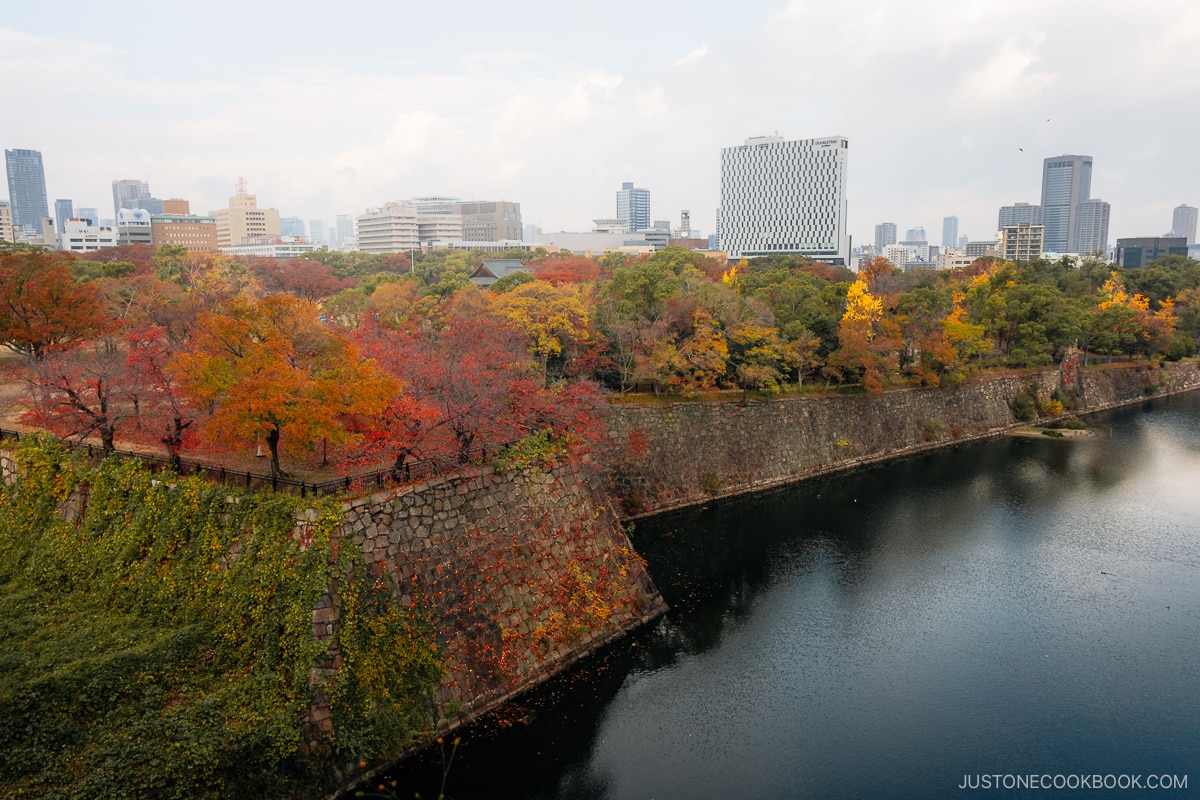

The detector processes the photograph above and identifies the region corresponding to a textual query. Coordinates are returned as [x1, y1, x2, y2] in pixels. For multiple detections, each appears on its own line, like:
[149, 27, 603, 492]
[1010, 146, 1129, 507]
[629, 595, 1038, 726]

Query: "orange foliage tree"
[531, 255, 601, 285]
[0, 251, 115, 360]
[170, 294, 395, 477]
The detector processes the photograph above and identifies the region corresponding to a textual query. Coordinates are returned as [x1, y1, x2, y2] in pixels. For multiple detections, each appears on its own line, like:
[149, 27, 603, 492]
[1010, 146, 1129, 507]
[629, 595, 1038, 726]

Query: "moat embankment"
[599, 360, 1200, 519]
[328, 459, 666, 730]
[5, 360, 1197, 799]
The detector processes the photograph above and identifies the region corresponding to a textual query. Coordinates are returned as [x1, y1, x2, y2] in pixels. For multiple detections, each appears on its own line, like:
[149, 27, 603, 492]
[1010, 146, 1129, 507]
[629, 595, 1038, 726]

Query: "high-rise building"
[718, 135, 849, 263]
[209, 183, 281, 248]
[356, 203, 419, 254]
[1072, 199, 1111, 255]
[883, 244, 914, 268]
[75, 207, 98, 226]
[54, 199, 73, 233]
[0, 202, 13, 243]
[998, 202, 1042, 229]
[162, 198, 190, 215]
[874, 222, 897, 250]
[309, 219, 325, 243]
[280, 217, 306, 237]
[942, 216, 959, 248]
[453, 200, 523, 242]
[5, 149, 50, 234]
[904, 226, 927, 244]
[616, 182, 650, 233]
[1170, 204, 1197, 245]
[1040, 154, 1092, 253]
[999, 223, 1045, 262]
[112, 179, 163, 218]
[336, 215, 354, 248]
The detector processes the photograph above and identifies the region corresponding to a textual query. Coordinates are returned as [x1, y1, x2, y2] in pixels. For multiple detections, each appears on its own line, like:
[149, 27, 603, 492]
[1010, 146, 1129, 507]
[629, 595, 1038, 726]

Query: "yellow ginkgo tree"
[828, 278, 900, 393]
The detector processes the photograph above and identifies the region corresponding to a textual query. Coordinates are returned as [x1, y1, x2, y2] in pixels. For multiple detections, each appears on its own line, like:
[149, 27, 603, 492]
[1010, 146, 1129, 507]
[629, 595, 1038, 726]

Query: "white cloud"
[673, 44, 710, 68]
[952, 35, 1055, 108]
[3, 1, 1200, 244]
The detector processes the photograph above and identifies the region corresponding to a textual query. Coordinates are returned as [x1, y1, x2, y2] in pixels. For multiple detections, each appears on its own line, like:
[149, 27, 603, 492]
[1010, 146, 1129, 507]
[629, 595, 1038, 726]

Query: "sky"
[2, 0, 1198, 248]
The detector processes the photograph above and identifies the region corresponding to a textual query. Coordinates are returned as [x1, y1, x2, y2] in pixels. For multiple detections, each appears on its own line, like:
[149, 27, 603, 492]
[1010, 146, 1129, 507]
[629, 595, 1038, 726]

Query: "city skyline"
[2, 0, 1198, 251]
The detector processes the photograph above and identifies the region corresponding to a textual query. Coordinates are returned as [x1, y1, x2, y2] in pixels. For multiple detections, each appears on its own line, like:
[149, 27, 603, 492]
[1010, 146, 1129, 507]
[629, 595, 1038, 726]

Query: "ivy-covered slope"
[0, 436, 441, 800]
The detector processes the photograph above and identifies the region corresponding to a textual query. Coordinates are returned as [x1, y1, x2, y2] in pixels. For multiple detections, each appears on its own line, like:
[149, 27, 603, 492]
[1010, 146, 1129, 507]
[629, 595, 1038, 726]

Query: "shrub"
[1039, 398, 1065, 417]
[1010, 393, 1037, 421]
[921, 418, 947, 442]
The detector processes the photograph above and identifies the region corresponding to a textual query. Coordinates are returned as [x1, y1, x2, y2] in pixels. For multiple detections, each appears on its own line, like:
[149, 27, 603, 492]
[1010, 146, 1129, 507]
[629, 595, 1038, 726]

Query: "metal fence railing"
[0, 427, 495, 498]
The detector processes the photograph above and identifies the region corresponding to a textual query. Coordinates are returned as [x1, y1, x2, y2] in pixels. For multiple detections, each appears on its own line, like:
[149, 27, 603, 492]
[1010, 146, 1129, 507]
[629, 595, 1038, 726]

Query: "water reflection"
[368, 393, 1200, 800]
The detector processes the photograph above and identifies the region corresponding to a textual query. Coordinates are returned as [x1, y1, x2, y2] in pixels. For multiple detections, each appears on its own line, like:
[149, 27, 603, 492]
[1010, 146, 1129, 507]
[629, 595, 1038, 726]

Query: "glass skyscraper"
[942, 216, 959, 248]
[1040, 154, 1092, 253]
[54, 199, 74, 233]
[5, 149, 50, 234]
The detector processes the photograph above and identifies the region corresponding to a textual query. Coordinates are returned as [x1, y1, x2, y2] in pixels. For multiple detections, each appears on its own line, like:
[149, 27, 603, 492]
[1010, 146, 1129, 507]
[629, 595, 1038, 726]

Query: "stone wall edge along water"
[599, 361, 1200, 520]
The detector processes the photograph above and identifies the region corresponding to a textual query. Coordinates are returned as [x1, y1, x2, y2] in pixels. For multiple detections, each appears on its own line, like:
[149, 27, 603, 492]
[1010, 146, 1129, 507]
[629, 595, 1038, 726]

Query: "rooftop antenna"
[235, 176, 247, 194]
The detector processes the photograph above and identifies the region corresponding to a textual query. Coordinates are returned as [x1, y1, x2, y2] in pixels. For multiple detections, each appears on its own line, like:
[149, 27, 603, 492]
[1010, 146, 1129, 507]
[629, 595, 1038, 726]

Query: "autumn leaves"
[2, 243, 1196, 481]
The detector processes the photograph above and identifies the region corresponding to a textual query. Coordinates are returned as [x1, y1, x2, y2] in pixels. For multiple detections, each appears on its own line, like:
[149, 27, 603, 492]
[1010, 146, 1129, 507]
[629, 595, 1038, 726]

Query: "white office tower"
[1170, 204, 1197, 245]
[718, 135, 849, 263]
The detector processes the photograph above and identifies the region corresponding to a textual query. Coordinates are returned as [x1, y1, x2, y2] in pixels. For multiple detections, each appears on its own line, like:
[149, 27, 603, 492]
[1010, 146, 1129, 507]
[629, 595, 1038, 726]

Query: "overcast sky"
[3, 0, 1197, 248]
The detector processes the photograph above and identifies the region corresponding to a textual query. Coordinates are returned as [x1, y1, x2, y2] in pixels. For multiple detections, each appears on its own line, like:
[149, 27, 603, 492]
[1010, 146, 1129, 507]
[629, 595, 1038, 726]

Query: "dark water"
[376, 394, 1200, 799]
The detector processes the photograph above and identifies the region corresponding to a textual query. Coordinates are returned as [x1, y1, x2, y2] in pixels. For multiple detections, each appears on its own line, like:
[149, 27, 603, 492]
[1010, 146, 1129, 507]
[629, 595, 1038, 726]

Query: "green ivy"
[0, 435, 442, 799]
[490, 428, 571, 472]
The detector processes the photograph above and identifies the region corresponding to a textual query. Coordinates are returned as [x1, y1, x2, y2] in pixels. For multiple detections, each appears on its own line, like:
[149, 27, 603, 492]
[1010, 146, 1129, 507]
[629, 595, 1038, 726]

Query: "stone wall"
[330, 458, 667, 730]
[0, 438, 665, 794]
[0, 450, 16, 485]
[600, 361, 1200, 519]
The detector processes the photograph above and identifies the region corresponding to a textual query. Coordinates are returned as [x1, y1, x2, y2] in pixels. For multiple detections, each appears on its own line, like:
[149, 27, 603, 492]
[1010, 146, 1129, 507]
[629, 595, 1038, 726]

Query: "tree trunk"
[266, 427, 285, 478]
[165, 416, 186, 471]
